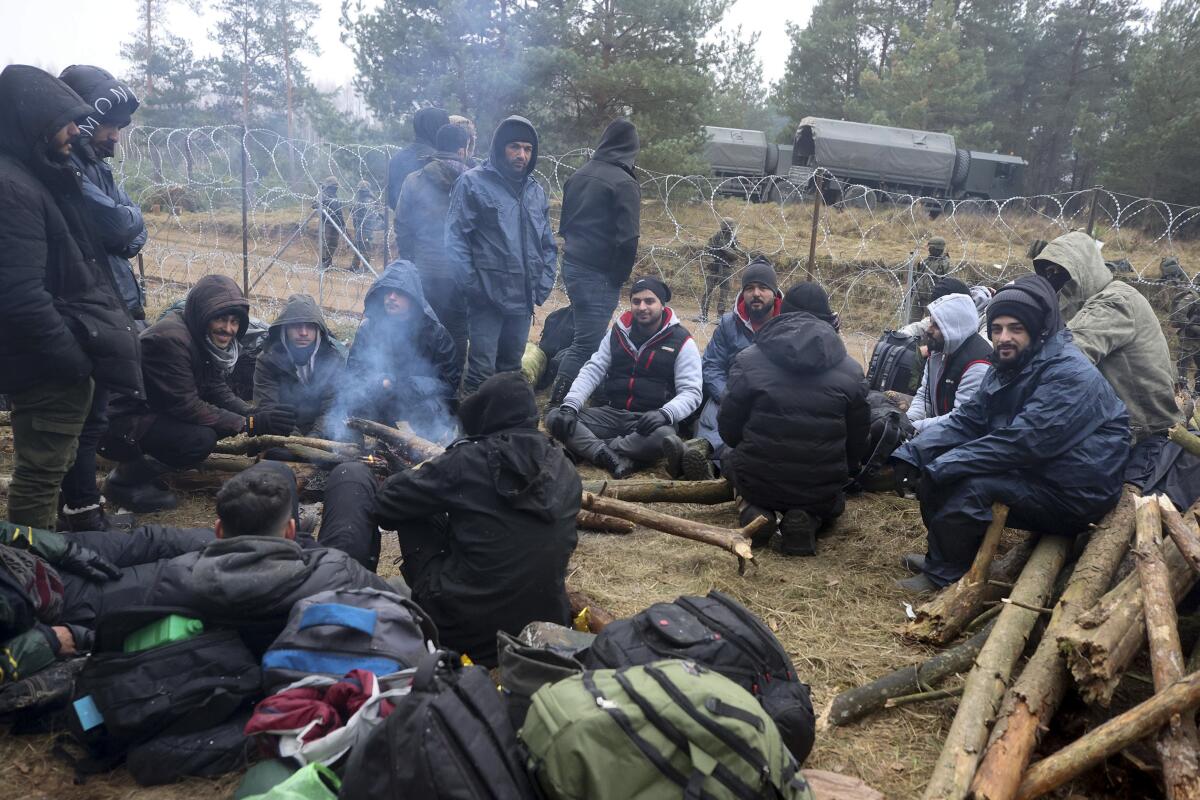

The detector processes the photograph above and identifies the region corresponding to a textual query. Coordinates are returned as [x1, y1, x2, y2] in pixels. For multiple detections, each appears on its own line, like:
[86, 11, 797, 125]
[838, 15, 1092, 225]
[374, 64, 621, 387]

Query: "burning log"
[1057, 505, 1200, 706]
[580, 491, 760, 571]
[1133, 497, 1200, 800]
[345, 417, 445, 463]
[1014, 671, 1200, 800]
[580, 478, 735, 505]
[212, 434, 360, 457]
[576, 511, 636, 534]
[922, 534, 1071, 800]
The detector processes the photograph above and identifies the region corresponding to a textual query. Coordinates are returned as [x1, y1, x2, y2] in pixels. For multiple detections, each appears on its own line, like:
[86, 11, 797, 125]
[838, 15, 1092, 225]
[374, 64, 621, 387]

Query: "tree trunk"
[1160, 496, 1200, 577]
[144, 0, 154, 97]
[906, 504, 1009, 645]
[576, 511, 635, 534]
[1014, 671, 1200, 800]
[970, 490, 1136, 800]
[1134, 497, 1200, 800]
[823, 620, 996, 729]
[923, 534, 1071, 800]
[346, 418, 445, 463]
[580, 478, 734, 505]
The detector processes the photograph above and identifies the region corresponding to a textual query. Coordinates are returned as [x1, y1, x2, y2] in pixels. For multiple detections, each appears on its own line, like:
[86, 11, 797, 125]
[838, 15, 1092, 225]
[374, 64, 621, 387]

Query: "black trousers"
[317, 461, 382, 573]
[139, 416, 220, 469]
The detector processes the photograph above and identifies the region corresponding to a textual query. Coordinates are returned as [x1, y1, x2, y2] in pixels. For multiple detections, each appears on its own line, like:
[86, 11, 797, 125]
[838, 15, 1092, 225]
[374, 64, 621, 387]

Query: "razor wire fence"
[116, 125, 1200, 348]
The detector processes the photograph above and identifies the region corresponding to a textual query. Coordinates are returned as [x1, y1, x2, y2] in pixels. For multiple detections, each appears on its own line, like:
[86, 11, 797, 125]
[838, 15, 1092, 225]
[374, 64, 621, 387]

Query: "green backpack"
[520, 660, 814, 800]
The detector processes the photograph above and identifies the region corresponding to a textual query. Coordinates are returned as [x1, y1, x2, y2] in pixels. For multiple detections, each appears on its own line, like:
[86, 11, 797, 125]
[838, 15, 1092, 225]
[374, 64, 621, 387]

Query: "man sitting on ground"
[719, 283, 869, 556]
[906, 293, 993, 438]
[546, 276, 701, 479]
[372, 373, 580, 667]
[101, 275, 297, 512]
[345, 262, 461, 442]
[1033, 231, 1180, 487]
[671, 257, 781, 481]
[891, 275, 1130, 593]
[253, 293, 346, 439]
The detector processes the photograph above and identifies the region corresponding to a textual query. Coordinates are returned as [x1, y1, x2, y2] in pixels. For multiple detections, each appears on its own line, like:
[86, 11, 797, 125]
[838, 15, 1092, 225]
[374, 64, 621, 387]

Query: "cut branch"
[1160, 496, 1200, 577]
[580, 491, 756, 566]
[923, 534, 1071, 800]
[580, 478, 734, 504]
[212, 434, 359, 457]
[970, 489, 1135, 800]
[576, 511, 635, 534]
[1169, 423, 1200, 458]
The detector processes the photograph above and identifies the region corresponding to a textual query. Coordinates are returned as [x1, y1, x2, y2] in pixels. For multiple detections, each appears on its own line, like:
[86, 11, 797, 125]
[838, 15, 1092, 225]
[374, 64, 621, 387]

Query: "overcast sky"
[2, 0, 816, 90]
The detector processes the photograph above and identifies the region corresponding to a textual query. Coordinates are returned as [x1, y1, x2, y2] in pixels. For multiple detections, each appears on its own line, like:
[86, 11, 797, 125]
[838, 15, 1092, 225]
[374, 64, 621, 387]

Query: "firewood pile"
[823, 488, 1200, 799]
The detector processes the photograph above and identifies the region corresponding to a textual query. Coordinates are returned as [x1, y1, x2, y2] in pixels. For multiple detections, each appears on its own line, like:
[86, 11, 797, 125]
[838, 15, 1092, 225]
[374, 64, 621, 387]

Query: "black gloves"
[247, 404, 298, 436]
[892, 460, 922, 498]
[635, 410, 671, 436]
[57, 541, 121, 582]
[547, 406, 579, 441]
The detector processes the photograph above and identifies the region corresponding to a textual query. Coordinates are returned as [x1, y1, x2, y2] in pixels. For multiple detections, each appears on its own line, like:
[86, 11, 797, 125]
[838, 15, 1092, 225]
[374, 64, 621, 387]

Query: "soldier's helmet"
[928, 236, 946, 256]
[720, 217, 735, 231]
[321, 175, 339, 190]
[357, 180, 371, 191]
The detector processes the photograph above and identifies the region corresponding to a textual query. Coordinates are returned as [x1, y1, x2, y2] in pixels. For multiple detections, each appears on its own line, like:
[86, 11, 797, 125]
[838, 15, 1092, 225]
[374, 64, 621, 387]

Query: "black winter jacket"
[253, 293, 346, 436]
[558, 119, 641, 285]
[386, 108, 449, 210]
[394, 156, 468, 282]
[0, 65, 143, 397]
[719, 312, 870, 512]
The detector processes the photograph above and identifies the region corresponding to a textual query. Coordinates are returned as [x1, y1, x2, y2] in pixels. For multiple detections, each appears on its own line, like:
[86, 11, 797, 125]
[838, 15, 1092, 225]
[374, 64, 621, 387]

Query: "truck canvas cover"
[704, 126, 769, 174]
[799, 117, 956, 190]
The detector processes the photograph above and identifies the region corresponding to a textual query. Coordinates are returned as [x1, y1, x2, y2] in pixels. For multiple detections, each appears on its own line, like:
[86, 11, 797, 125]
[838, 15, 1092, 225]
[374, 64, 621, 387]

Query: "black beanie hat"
[986, 274, 1064, 343]
[58, 65, 139, 132]
[781, 282, 832, 317]
[459, 372, 538, 436]
[741, 258, 779, 292]
[630, 275, 671, 304]
[931, 276, 970, 301]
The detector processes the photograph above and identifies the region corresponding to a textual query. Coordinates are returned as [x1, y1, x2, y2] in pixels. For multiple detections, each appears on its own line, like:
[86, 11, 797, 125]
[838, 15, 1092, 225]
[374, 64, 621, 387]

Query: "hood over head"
[57, 64, 139, 133]
[928, 293, 982, 354]
[460, 372, 538, 436]
[412, 107, 450, 148]
[987, 273, 1064, 358]
[755, 310, 847, 374]
[1035, 231, 1111, 319]
[591, 118, 638, 173]
[0, 65, 92, 169]
[183, 274, 250, 344]
[267, 293, 330, 344]
[489, 115, 539, 179]
[363, 260, 441, 326]
[189, 536, 312, 613]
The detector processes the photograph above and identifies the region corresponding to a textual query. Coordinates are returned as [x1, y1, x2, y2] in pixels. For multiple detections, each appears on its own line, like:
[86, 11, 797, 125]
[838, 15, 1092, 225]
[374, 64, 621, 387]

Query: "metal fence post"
[1086, 185, 1103, 238]
[806, 175, 823, 273]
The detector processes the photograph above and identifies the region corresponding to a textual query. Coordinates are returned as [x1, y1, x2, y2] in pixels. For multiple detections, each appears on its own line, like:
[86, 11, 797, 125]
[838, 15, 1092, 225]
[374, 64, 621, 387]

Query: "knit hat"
[930, 276, 970, 301]
[986, 274, 1064, 343]
[57, 64, 139, 133]
[459, 372, 538, 436]
[782, 282, 831, 318]
[630, 275, 671, 303]
[741, 258, 778, 292]
[436, 123, 470, 153]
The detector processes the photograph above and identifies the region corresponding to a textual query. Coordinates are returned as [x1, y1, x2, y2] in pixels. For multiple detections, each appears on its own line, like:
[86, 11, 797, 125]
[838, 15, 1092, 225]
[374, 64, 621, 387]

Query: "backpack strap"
[413, 649, 455, 693]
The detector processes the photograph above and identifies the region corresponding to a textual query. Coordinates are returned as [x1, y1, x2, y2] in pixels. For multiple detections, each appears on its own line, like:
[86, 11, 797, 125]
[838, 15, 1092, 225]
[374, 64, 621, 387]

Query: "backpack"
[853, 391, 912, 492]
[865, 330, 919, 393]
[68, 607, 262, 770]
[125, 712, 253, 786]
[520, 660, 815, 800]
[337, 650, 536, 799]
[262, 587, 438, 693]
[582, 591, 815, 764]
[496, 628, 589, 730]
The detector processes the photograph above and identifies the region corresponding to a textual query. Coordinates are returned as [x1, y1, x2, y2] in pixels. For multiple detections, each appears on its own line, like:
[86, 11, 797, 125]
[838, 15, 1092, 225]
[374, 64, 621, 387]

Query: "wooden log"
[1014, 671, 1200, 800]
[567, 589, 617, 633]
[905, 504, 1010, 645]
[970, 490, 1136, 800]
[1160, 497, 1200, 577]
[0, 410, 9, 426]
[580, 478, 734, 505]
[345, 417, 445, 463]
[822, 621, 995, 729]
[1169, 423, 1200, 459]
[1058, 509, 1200, 706]
[167, 459, 318, 493]
[923, 534, 1071, 800]
[576, 511, 636, 534]
[580, 491, 758, 568]
[0, 474, 9, 498]
[802, 770, 885, 800]
[212, 434, 359, 457]
[885, 685, 964, 709]
[1134, 496, 1200, 800]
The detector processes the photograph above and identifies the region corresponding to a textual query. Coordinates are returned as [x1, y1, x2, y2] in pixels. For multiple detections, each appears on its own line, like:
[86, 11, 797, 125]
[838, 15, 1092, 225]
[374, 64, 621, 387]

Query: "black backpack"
[866, 330, 919, 393]
[582, 590, 815, 764]
[125, 712, 253, 786]
[68, 608, 261, 769]
[338, 650, 536, 799]
[853, 390, 912, 492]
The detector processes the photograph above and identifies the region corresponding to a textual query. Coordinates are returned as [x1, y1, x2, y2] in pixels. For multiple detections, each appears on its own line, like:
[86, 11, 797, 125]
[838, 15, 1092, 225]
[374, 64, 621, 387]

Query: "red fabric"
[245, 669, 390, 746]
[736, 294, 781, 333]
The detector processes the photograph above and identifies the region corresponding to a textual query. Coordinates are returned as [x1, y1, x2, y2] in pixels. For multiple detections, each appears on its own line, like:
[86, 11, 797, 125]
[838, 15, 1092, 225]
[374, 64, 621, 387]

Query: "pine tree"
[208, 0, 282, 126]
[772, 0, 871, 123]
[275, 0, 321, 142]
[709, 26, 774, 133]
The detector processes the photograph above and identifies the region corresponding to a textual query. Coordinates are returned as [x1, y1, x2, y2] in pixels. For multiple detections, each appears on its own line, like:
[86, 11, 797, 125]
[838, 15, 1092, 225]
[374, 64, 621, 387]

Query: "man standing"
[670, 257, 781, 481]
[386, 107, 449, 212]
[314, 176, 344, 270]
[546, 277, 701, 479]
[1032, 231, 1179, 485]
[905, 293, 993, 438]
[395, 123, 471, 375]
[718, 282, 869, 556]
[446, 115, 557, 393]
[550, 119, 641, 407]
[701, 218, 739, 322]
[910, 237, 951, 323]
[54, 65, 148, 531]
[349, 181, 381, 272]
[891, 275, 1130, 593]
[101, 275, 295, 512]
[1172, 284, 1200, 393]
[0, 65, 143, 530]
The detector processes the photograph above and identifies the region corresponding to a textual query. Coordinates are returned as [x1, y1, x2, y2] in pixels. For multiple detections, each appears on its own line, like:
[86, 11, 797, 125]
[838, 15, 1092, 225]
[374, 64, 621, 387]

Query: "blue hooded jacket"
[444, 116, 558, 314]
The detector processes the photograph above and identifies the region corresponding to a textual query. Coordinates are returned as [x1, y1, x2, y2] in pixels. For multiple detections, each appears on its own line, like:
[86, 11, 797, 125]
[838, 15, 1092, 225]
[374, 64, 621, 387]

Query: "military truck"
[790, 117, 1025, 208]
[703, 126, 795, 203]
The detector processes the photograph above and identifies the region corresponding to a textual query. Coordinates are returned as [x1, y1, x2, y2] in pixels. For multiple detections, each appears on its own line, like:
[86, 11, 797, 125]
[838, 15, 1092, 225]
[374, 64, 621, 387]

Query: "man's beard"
[747, 302, 771, 322]
[44, 142, 70, 163]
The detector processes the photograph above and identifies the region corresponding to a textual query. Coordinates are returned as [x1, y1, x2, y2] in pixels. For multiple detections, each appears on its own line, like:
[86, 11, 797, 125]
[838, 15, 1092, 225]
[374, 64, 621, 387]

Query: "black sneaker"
[595, 446, 637, 480]
[738, 501, 776, 548]
[661, 435, 686, 479]
[104, 462, 179, 514]
[774, 509, 819, 557]
[896, 573, 939, 595]
[900, 553, 927, 574]
[681, 438, 716, 481]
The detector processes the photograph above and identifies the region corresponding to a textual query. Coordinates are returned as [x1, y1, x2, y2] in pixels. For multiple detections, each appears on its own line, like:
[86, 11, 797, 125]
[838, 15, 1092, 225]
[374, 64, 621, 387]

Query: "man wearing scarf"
[891, 275, 1130, 593]
[254, 294, 346, 438]
[101, 276, 297, 513]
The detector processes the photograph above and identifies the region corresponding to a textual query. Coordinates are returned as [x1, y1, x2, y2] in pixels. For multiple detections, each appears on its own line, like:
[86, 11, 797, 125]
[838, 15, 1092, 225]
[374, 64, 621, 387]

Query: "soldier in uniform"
[1171, 282, 1200, 393]
[701, 218, 739, 322]
[1161, 255, 1188, 284]
[313, 176, 345, 270]
[350, 180, 382, 272]
[910, 236, 951, 323]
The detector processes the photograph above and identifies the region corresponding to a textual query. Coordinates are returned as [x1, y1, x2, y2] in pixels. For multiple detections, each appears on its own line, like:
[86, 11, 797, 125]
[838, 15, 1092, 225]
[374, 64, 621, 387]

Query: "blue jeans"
[557, 262, 620, 386]
[464, 299, 532, 394]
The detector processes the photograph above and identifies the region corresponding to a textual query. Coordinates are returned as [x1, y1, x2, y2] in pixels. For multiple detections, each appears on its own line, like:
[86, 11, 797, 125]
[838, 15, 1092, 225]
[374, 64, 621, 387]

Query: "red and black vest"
[934, 334, 994, 414]
[602, 313, 692, 413]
